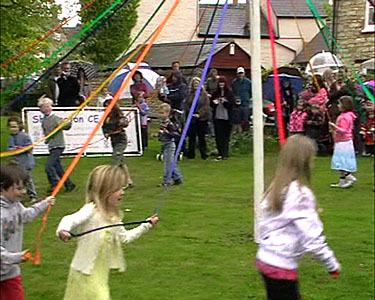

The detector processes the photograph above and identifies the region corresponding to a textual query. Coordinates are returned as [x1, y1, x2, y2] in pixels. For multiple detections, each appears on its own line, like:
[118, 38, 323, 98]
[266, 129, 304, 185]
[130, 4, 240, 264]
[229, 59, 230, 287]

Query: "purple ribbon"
[156, 0, 229, 213]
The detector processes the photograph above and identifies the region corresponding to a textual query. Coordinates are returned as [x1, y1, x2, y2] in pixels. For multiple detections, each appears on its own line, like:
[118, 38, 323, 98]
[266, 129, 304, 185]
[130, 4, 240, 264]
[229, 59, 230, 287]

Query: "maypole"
[250, 0, 264, 242]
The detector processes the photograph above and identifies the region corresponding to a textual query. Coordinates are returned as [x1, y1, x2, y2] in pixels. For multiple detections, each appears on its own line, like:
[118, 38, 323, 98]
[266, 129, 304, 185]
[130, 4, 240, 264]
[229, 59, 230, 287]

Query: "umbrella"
[68, 60, 97, 80]
[263, 74, 303, 101]
[108, 63, 160, 99]
[361, 58, 375, 70]
[305, 51, 343, 76]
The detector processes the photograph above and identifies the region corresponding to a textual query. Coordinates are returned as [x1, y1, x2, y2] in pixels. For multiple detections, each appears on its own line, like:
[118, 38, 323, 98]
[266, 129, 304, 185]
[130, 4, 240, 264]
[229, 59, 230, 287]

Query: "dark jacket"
[231, 77, 252, 108]
[304, 112, 324, 139]
[211, 88, 235, 120]
[56, 75, 80, 107]
[166, 71, 188, 111]
[102, 112, 128, 146]
[158, 118, 180, 143]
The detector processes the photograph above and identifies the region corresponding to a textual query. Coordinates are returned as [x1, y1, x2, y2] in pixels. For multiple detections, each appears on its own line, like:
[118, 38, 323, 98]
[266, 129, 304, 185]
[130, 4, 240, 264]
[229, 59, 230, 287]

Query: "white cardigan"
[56, 203, 152, 275]
[257, 181, 340, 272]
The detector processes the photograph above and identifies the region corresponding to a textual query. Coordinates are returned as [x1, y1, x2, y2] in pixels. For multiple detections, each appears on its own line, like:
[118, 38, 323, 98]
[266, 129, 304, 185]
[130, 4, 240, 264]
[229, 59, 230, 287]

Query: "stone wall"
[336, 0, 374, 65]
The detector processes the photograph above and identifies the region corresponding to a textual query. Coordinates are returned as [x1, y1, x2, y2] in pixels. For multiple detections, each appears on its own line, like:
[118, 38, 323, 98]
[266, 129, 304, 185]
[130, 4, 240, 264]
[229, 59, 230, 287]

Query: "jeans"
[262, 274, 301, 300]
[162, 142, 182, 184]
[25, 170, 37, 199]
[45, 148, 74, 188]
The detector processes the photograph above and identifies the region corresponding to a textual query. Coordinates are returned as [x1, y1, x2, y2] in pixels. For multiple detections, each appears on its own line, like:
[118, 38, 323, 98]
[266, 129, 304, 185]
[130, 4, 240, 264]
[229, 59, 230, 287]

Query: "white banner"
[22, 107, 143, 156]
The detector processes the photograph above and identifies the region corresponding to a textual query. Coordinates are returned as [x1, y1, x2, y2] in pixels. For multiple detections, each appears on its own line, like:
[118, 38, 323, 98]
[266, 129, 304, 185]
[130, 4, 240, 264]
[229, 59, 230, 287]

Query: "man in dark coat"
[56, 62, 81, 107]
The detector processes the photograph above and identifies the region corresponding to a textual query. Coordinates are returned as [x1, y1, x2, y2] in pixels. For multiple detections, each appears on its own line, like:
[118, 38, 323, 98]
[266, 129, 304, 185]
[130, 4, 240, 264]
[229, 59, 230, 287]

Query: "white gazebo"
[305, 51, 343, 76]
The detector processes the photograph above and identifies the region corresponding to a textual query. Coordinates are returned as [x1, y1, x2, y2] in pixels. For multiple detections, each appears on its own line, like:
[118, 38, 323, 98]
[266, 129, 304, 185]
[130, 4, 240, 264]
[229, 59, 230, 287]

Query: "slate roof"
[109, 40, 238, 70]
[198, 5, 273, 38]
[270, 0, 327, 18]
[292, 32, 329, 64]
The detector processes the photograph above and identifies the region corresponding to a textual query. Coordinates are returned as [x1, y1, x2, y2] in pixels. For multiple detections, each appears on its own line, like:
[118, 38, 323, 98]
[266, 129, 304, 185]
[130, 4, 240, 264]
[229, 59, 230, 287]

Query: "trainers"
[215, 156, 223, 161]
[157, 182, 172, 188]
[173, 179, 183, 186]
[66, 184, 76, 192]
[346, 174, 357, 184]
[330, 181, 352, 188]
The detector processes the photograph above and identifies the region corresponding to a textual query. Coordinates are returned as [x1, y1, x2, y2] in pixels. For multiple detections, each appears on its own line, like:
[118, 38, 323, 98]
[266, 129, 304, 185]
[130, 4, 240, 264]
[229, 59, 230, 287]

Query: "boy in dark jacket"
[158, 103, 183, 187]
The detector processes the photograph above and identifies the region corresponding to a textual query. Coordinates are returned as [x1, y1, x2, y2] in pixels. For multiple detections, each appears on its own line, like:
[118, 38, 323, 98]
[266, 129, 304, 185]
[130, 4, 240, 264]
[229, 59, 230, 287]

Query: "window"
[362, 0, 375, 32]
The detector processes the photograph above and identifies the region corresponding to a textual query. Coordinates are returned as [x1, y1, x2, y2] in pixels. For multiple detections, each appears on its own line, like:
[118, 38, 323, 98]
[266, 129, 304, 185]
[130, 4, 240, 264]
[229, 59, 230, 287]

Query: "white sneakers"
[330, 174, 357, 188]
[346, 174, 357, 184]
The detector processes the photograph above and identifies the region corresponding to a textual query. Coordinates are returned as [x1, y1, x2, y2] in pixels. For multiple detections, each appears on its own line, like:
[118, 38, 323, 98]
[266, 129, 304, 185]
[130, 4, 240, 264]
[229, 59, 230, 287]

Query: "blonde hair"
[190, 76, 205, 91]
[322, 68, 334, 84]
[85, 165, 128, 219]
[160, 103, 171, 113]
[266, 135, 315, 212]
[37, 95, 53, 107]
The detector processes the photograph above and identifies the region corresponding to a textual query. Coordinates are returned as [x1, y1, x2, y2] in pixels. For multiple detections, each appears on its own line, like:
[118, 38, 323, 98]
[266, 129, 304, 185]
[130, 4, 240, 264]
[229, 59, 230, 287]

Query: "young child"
[289, 100, 308, 135]
[7, 116, 38, 203]
[158, 103, 183, 187]
[102, 99, 134, 188]
[231, 98, 242, 134]
[134, 92, 150, 151]
[329, 96, 357, 188]
[255, 135, 340, 300]
[38, 96, 76, 193]
[304, 103, 324, 150]
[56, 165, 158, 299]
[1, 164, 55, 300]
[156, 76, 169, 102]
[360, 106, 375, 156]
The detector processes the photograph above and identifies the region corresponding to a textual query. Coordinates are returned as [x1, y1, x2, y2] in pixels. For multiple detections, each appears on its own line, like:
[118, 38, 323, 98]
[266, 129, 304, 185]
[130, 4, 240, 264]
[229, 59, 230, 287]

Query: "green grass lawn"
[1, 116, 374, 299]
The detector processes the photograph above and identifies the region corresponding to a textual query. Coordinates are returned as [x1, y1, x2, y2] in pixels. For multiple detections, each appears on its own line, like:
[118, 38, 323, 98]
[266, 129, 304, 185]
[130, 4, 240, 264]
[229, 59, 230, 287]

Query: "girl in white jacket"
[56, 165, 158, 300]
[256, 135, 340, 300]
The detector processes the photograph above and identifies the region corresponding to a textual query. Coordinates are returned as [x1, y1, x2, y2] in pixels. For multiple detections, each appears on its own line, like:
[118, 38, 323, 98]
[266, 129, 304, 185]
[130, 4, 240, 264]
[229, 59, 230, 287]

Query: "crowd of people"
[280, 69, 375, 157]
[4, 61, 375, 193]
[46, 62, 92, 107]
[1, 59, 374, 300]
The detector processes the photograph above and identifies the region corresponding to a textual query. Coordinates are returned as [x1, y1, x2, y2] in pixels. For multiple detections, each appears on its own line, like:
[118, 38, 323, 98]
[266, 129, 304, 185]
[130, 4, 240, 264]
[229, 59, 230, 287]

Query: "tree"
[0, 0, 61, 77]
[79, 0, 139, 67]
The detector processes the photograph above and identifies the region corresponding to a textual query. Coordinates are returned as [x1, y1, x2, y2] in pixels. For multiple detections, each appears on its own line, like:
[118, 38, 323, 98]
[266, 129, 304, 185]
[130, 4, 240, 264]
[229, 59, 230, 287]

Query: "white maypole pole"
[250, 0, 264, 242]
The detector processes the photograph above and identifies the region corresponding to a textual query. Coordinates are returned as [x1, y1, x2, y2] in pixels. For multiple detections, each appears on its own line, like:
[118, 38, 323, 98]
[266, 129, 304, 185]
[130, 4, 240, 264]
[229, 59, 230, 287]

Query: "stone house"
[126, 0, 326, 69]
[333, 0, 374, 66]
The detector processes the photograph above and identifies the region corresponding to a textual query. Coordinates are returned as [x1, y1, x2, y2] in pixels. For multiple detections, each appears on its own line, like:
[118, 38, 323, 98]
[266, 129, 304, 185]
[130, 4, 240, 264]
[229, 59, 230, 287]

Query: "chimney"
[233, 0, 239, 5]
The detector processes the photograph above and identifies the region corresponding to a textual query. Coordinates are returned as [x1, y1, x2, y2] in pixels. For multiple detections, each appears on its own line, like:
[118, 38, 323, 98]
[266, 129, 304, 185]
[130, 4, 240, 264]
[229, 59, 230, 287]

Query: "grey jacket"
[7, 131, 35, 170]
[0, 196, 49, 281]
[42, 113, 72, 150]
